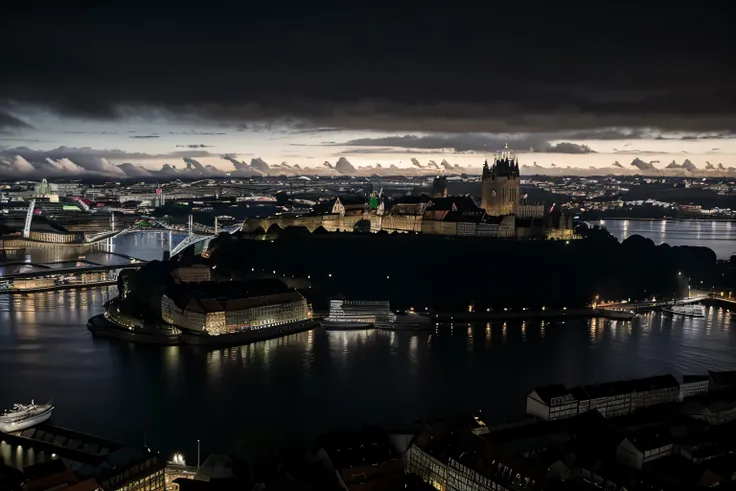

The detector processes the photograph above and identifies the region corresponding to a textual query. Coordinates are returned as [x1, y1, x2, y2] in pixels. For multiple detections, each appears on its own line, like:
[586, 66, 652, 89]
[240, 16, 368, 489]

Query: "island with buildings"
[78, 150, 734, 347]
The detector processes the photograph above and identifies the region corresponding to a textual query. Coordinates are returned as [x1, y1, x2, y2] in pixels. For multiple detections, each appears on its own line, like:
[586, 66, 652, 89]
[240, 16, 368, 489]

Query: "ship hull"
[377, 322, 432, 331]
[662, 307, 705, 318]
[322, 321, 375, 330]
[0, 407, 53, 433]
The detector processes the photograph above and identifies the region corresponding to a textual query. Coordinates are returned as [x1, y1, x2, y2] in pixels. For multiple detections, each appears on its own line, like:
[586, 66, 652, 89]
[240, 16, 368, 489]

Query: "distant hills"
[2, 152, 736, 179]
[520, 158, 736, 177]
[108, 156, 471, 179]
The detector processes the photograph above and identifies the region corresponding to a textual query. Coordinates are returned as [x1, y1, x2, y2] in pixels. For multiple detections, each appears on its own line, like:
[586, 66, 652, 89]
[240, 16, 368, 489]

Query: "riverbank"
[89, 311, 321, 347]
[432, 307, 636, 322]
[588, 216, 736, 222]
[1, 280, 117, 295]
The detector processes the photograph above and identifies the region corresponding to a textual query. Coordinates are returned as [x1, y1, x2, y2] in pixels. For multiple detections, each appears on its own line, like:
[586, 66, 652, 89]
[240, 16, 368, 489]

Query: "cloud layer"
[1, 4, 733, 134]
[333, 134, 597, 154]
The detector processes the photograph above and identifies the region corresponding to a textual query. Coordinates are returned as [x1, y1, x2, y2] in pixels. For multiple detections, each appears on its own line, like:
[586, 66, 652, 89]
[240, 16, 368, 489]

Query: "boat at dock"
[322, 299, 395, 331]
[0, 401, 54, 433]
[662, 304, 705, 318]
[377, 311, 432, 330]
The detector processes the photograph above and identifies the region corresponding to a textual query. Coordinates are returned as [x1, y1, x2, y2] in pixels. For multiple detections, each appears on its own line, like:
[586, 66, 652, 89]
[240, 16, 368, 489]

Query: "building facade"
[680, 375, 710, 400]
[528, 375, 684, 421]
[526, 385, 580, 421]
[161, 287, 309, 335]
[481, 146, 521, 216]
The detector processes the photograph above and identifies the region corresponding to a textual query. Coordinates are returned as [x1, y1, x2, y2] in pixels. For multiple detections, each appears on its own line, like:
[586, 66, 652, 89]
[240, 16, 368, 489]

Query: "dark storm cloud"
[546, 142, 595, 154]
[1, 3, 734, 134]
[335, 134, 596, 154]
[0, 111, 32, 132]
[0, 146, 213, 164]
[337, 148, 440, 155]
[655, 133, 735, 140]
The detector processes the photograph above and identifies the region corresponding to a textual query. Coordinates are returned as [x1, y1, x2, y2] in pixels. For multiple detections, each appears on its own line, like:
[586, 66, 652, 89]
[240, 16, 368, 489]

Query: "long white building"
[161, 279, 310, 335]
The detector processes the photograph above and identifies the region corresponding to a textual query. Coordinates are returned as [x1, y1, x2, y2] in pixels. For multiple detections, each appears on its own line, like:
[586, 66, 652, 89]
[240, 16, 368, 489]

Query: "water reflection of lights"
[164, 347, 181, 377]
[409, 336, 418, 361]
[501, 322, 507, 341]
[485, 322, 491, 342]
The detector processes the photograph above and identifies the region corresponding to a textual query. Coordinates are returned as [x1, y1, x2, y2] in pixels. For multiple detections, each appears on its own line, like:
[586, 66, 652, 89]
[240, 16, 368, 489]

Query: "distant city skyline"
[2, 111, 735, 178]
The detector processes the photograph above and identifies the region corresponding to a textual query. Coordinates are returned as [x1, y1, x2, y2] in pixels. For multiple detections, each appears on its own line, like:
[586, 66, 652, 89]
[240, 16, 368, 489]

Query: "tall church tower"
[481, 144, 520, 216]
[430, 175, 448, 198]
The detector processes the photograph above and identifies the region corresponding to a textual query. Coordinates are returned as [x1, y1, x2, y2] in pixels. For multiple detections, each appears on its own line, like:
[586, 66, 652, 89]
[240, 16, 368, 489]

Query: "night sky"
[1, 1, 734, 177]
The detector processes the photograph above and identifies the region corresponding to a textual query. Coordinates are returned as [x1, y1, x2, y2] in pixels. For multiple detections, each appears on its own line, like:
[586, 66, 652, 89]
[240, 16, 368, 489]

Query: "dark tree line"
[115, 225, 730, 319]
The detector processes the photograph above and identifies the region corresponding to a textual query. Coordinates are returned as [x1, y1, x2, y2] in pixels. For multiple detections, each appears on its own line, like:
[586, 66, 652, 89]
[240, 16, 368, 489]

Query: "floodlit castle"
[244, 147, 572, 239]
[481, 144, 544, 219]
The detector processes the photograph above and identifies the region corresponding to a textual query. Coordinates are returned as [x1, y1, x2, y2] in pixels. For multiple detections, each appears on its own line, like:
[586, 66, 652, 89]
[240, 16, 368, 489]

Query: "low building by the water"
[680, 374, 710, 400]
[527, 374, 681, 421]
[324, 299, 396, 326]
[160, 278, 310, 335]
[0, 424, 165, 490]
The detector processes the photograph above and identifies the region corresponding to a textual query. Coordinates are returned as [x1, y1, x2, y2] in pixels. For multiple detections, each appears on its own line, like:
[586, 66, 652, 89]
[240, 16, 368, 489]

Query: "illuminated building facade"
[325, 299, 396, 325]
[161, 279, 310, 335]
[244, 150, 568, 238]
[481, 145, 520, 216]
[527, 374, 681, 421]
[171, 264, 211, 284]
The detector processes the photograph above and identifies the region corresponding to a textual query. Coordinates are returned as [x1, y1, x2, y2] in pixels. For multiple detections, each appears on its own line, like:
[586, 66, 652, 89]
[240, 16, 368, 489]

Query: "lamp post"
[197, 439, 200, 470]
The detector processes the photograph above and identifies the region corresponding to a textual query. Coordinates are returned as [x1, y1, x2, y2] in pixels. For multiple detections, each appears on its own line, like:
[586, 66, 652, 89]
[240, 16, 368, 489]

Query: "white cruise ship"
[662, 304, 705, 318]
[323, 300, 396, 330]
[0, 400, 54, 433]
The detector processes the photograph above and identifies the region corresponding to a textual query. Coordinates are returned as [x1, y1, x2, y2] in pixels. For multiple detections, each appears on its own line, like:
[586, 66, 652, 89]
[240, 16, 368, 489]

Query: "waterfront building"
[679, 374, 710, 400]
[160, 279, 309, 335]
[681, 387, 736, 425]
[0, 424, 165, 490]
[629, 374, 680, 410]
[527, 374, 681, 421]
[526, 384, 580, 421]
[324, 299, 396, 326]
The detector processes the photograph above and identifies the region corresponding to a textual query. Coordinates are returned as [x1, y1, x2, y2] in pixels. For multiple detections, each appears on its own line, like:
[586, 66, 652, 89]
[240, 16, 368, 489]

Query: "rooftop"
[2, 424, 162, 490]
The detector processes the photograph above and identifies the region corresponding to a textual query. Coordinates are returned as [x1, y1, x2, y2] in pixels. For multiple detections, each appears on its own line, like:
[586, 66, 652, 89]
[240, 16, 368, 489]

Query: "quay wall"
[433, 307, 635, 322]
